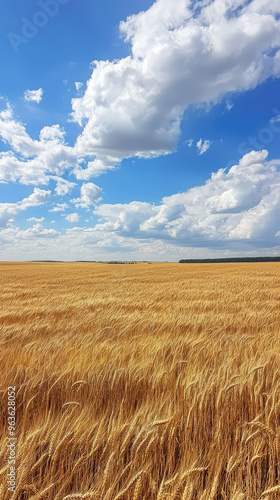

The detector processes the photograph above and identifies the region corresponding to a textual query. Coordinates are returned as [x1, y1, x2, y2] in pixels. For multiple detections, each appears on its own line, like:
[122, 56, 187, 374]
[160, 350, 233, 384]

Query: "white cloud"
[71, 0, 280, 174]
[196, 139, 212, 155]
[52, 176, 76, 196]
[27, 217, 45, 222]
[65, 212, 80, 223]
[73, 156, 118, 180]
[39, 125, 65, 145]
[1, 0, 280, 261]
[75, 82, 83, 93]
[1, 0, 280, 186]
[18, 223, 58, 238]
[72, 183, 103, 207]
[24, 89, 44, 104]
[93, 150, 280, 247]
[226, 100, 234, 111]
[270, 113, 280, 126]
[0, 105, 78, 185]
[49, 203, 68, 212]
[0, 224, 59, 244]
[0, 188, 51, 228]
[95, 201, 157, 234]
[1, 149, 280, 260]
[187, 139, 193, 148]
[0, 104, 45, 158]
[2, 149, 277, 258]
[20, 187, 51, 208]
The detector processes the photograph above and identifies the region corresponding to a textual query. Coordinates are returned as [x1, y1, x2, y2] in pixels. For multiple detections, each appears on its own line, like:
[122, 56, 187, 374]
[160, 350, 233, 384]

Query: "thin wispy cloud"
[196, 139, 212, 155]
[75, 82, 83, 93]
[226, 100, 234, 112]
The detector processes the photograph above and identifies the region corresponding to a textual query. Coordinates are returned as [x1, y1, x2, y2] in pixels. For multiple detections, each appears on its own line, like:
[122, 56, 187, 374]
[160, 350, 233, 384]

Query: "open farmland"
[0, 262, 280, 500]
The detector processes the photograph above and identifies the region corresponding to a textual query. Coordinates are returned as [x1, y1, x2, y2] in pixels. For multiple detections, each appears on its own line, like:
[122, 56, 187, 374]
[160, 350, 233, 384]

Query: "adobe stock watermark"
[238, 108, 280, 156]
[225, 108, 280, 169]
[8, 0, 71, 55]
[7, 386, 17, 494]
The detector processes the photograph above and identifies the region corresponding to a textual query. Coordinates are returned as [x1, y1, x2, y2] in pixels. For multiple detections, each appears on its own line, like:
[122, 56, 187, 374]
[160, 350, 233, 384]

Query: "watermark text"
[8, 0, 71, 54]
[7, 386, 17, 493]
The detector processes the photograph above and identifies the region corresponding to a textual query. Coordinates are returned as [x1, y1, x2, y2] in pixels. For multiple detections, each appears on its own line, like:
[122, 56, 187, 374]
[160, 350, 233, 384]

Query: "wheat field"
[0, 262, 280, 500]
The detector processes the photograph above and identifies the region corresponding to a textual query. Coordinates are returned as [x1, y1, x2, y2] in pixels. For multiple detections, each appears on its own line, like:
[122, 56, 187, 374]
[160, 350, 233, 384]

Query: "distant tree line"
[179, 257, 280, 263]
[107, 261, 149, 264]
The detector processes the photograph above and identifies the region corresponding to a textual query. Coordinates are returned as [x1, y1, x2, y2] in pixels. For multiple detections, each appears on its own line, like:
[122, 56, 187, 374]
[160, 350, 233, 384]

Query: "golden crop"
[0, 262, 280, 499]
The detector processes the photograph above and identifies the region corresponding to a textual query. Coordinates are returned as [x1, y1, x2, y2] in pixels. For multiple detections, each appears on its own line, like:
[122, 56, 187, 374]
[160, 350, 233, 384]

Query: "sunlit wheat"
[0, 262, 280, 499]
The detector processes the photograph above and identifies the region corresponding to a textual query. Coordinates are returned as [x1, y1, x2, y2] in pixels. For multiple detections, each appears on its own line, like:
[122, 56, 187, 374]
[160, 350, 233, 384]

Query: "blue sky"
[0, 0, 280, 261]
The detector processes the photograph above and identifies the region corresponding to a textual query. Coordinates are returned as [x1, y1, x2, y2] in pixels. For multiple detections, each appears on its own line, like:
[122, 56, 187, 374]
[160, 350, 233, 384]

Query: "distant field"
[1, 262, 280, 500]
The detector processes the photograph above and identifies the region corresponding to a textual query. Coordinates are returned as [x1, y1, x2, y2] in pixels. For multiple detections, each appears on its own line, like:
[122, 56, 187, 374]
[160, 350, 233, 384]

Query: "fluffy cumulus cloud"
[16, 224, 58, 238]
[24, 88, 44, 104]
[1, 0, 280, 185]
[73, 156, 118, 180]
[39, 125, 65, 145]
[0, 224, 59, 253]
[0, 188, 51, 228]
[1, 0, 280, 258]
[65, 213, 80, 223]
[52, 176, 76, 196]
[49, 203, 68, 213]
[71, 0, 280, 175]
[0, 150, 279, 260]
[0, 104, 79, 186]
[93, 150, 280, 247]
[27, 217, 45, 222]
[72, 183, 103, 207]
